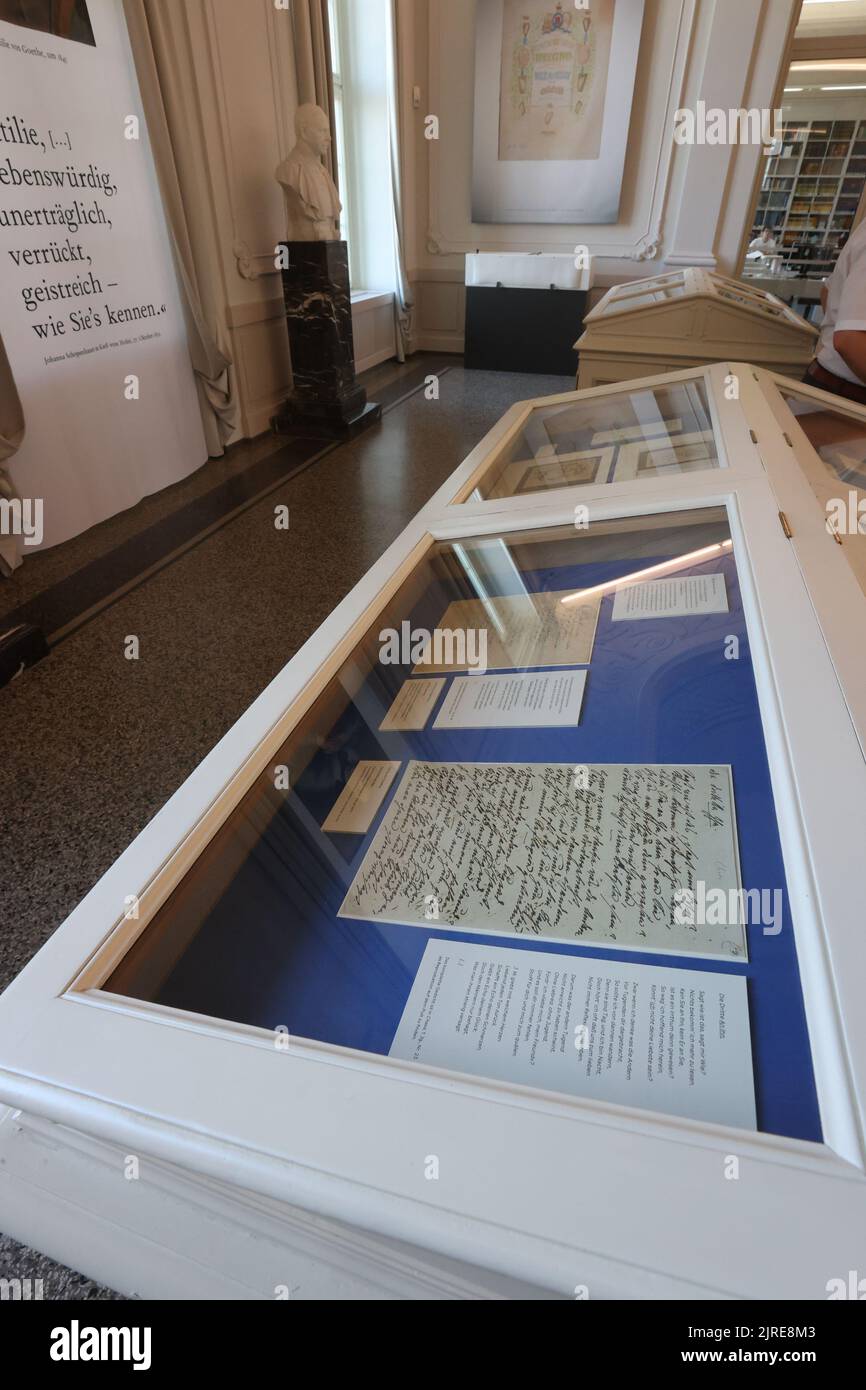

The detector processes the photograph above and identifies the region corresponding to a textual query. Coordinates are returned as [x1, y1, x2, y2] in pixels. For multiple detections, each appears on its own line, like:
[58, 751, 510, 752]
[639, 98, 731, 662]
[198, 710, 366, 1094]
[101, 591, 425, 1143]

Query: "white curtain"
[123, 0, 237, 454]
[385, 0, 414, 360]
[292, 0, 340, 191]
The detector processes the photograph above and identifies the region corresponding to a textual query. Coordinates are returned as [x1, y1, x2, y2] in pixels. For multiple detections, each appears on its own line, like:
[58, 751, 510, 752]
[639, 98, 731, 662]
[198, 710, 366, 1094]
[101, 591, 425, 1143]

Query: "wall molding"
[233, 239, 280, 281]
[665, 251, 717, 267]
[632, 234, 664, 263]
[225, 296, 285, 330]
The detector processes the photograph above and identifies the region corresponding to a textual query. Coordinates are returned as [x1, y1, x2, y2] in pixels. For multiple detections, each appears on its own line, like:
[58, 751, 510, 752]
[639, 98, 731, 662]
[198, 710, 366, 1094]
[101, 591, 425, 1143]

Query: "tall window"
[327, 0, 352, 271]
[327, 0, 392, 293]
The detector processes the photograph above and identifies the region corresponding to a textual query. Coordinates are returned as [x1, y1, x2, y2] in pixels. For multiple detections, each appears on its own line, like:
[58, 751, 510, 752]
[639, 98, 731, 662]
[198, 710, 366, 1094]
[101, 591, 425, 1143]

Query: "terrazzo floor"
[0, 358, 573, 1300]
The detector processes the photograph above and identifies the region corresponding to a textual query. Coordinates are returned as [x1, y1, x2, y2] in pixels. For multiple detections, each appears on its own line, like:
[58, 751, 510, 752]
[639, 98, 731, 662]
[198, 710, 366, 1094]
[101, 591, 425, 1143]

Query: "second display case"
[575, 269, 817, 389]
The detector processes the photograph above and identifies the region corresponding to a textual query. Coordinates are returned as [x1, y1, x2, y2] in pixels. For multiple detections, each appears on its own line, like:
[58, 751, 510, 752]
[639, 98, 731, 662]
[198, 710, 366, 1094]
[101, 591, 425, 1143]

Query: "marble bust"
[275, 104, 342, 242]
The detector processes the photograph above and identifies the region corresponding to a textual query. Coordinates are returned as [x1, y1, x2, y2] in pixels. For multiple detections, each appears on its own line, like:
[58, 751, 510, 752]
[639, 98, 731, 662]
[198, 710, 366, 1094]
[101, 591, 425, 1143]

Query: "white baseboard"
[356, 345, 398, 374]
[415, 333, 465, 354]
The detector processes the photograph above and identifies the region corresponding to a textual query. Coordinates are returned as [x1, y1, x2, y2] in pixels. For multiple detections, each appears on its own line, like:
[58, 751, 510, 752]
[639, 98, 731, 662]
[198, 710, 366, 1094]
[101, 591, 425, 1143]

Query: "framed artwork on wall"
[472, 0, 646, 224]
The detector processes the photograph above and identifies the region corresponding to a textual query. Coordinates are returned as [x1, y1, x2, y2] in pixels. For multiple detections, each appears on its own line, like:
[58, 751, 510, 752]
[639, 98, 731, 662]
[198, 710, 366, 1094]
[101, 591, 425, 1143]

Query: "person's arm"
[831, 249, 866, 383]
[833, 330, 866, 383]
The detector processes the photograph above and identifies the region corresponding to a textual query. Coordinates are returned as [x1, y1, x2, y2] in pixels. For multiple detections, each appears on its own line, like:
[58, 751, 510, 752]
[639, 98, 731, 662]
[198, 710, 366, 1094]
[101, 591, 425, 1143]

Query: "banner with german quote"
[0, 0, 205, 552]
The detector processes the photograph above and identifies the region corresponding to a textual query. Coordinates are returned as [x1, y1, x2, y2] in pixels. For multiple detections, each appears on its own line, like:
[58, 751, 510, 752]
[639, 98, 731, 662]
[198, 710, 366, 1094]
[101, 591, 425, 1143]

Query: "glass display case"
[774, 385, 866, 598]
[575, 268, 817, 390]
[437, 362, 866, 747]
[101, 507, 813, 1139]
[454, 375, 721, 502]
[1, 363, 865, 1301]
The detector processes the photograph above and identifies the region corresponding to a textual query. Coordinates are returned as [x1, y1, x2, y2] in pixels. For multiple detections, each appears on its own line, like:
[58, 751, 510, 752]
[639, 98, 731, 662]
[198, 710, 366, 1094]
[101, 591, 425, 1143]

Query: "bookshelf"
[750, 118, 866, 276]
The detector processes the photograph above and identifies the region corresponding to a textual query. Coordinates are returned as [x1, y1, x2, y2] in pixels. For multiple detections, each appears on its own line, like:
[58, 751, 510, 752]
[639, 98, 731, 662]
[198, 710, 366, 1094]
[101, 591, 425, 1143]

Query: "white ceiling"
[796, 0, 866, 40]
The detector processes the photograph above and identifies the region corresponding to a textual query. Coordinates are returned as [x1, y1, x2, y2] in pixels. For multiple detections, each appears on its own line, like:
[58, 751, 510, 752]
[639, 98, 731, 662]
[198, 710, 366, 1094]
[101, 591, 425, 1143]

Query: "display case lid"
[776, 387, 866, 601]
[585, 267, 816, 337]
[749, 368, 866, 754]
[99, 505, 800, 1144]
[2, 365, 866, 1298]
[456, 372, 723, 503]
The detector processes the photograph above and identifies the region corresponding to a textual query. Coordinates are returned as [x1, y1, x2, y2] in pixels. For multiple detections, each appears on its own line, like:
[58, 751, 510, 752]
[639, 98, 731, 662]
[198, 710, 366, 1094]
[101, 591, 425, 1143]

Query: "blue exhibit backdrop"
[0, 0, 205, 552]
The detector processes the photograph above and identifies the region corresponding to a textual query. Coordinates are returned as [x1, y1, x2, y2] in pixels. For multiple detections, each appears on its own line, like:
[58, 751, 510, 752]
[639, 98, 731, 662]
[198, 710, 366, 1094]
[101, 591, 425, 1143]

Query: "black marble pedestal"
[272, 240, 381, 437]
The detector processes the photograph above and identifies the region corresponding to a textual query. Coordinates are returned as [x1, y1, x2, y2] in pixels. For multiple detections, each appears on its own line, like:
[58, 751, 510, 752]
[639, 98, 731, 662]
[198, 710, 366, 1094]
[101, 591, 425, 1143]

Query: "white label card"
[433, 671, 586, 730]
[322, 761, 401, 835]
[379, 679, 446, 732]
[612, 573, 728, 622]
[389, 940, 756, 1130]
[339, 761, 747, 959]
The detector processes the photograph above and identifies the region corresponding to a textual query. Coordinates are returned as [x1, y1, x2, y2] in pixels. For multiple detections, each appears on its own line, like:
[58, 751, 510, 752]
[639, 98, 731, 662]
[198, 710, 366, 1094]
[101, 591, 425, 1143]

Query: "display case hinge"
[748, 429, 767, 471]
[778, 511, 794, 539]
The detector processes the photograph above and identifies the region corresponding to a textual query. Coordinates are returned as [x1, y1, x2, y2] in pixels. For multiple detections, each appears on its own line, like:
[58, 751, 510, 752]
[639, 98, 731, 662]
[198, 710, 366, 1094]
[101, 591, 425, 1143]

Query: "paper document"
[433, 671, 586, 729]
[612, 573, 728, 622]
[511, 448, 613, 494]
[380, 679, 446, 731]
[414, 590, 600, 673]
[389, 940, 756, 1129]
[339, 761, 746, 959]
[322, 761, 401, 834]
[613, 431, 716, 481]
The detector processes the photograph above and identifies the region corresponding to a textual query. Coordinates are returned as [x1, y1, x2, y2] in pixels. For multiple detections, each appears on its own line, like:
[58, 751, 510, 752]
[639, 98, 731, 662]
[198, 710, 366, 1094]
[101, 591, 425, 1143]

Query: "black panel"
[464, 286, 586, 376]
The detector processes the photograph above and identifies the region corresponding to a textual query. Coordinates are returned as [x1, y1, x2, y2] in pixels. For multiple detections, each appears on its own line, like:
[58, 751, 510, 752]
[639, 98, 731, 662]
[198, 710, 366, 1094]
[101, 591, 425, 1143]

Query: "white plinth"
[465, 252, 593, 292]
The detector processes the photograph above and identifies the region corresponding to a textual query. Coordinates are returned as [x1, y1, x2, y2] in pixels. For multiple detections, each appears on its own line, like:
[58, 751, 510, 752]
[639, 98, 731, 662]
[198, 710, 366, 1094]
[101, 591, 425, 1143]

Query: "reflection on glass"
[606, 287, 685, 312]
[610, 272, 684, 297]
[711, 273, 753, 293]
[99, 509, 818, 1142]
[785, 392, 866, 491]
[784, 391, 866, 597]
[711, 273, 779, 304]
[715, 285, 790, 320]
[472, 379, 719, 500]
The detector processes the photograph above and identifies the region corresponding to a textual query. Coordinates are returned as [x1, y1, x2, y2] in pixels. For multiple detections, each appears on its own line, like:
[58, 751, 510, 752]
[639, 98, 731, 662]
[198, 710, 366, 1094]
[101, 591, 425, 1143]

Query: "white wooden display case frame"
[1, 363, 866, 1301]
[746, 367, 866, 755]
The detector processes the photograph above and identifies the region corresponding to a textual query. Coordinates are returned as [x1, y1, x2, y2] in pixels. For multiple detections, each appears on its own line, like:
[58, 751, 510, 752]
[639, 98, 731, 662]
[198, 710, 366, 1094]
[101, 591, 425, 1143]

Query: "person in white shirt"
[805, 220, 866, 403]
[749, 229, 778, 255]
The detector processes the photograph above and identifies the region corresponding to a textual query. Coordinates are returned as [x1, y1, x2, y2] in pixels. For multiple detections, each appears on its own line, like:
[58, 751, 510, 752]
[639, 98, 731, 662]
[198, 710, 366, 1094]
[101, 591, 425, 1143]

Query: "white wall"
[399, 0, 800, 353]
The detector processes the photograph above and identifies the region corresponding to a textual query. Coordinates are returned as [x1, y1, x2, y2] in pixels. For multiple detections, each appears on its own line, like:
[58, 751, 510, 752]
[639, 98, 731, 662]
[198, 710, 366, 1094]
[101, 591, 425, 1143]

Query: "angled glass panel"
[709, 275, 807, 327]
[100, 509, 818, 1141]
[604, 285, 687, 313]
[468, 378, 720, 501]
[783, 389, 866, 597]
[609, 272, 685, 294]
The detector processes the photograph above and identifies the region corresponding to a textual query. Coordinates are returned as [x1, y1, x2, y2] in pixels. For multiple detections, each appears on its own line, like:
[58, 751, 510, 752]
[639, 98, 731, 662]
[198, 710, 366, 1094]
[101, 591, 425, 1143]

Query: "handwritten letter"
[338, 761, 746, 959]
